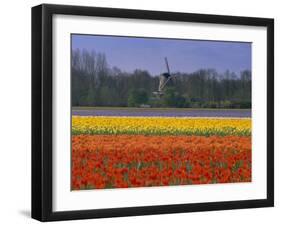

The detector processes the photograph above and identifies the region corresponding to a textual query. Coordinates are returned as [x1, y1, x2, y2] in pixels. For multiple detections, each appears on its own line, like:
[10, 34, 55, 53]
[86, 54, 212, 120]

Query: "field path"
[72, 107, 251, 118]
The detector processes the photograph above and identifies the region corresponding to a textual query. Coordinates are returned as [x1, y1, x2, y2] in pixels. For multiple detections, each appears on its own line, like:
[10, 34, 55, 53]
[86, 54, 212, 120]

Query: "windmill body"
[153, 57, 174, 97]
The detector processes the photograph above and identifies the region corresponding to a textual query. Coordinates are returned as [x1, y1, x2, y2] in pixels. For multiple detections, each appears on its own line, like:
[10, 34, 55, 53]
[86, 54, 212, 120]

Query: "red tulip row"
[72, 135, 251, 190]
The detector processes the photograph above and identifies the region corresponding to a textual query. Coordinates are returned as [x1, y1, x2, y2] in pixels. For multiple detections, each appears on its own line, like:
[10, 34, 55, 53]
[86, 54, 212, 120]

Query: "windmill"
[153, 57, 175, 97]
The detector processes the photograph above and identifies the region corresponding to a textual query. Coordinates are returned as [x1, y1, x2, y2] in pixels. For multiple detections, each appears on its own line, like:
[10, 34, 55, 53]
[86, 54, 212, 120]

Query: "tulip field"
[71, 111, 251, 190]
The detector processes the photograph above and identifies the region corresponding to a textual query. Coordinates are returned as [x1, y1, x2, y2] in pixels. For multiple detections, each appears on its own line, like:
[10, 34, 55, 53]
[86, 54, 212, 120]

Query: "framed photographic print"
[32, 4, 274, 221]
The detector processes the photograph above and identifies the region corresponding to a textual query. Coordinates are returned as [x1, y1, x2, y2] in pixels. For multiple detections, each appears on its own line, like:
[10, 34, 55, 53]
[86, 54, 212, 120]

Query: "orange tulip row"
[71, 135, 251, 190]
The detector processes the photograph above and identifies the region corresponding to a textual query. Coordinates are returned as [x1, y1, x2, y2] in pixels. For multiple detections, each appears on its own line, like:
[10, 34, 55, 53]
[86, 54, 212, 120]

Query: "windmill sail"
[158, 57, 172, 92]
[165, 57, 170, 74]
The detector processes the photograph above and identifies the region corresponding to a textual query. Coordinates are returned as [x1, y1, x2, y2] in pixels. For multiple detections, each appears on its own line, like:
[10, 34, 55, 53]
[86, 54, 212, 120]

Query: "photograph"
[71, 34, 252, 190]
[30, 3, 274, 221]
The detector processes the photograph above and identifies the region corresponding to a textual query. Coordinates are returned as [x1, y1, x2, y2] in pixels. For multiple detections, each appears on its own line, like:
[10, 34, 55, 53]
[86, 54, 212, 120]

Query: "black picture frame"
[32, 3, 274, 222]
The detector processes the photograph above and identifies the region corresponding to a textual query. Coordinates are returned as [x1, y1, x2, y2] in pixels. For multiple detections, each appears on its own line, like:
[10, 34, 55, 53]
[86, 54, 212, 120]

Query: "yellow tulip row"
[72, 116, 251, 136]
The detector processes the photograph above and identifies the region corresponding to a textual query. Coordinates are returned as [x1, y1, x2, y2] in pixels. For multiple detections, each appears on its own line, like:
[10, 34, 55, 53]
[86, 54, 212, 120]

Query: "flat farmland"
[71, 107, 251, 190]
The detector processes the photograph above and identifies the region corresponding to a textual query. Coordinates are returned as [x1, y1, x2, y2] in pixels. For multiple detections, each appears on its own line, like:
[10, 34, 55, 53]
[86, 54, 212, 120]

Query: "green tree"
[127, 89, 148, 107]
[71, 48, 252, 109]
[163, 87, 186, 108]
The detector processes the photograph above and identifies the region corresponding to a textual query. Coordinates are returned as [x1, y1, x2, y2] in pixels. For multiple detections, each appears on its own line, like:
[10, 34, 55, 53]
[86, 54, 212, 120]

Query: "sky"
[72, 34, 251, 76]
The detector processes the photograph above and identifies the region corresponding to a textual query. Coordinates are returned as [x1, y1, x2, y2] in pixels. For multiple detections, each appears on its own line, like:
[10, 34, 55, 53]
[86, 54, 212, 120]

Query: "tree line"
[72, 49, 251, 108]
